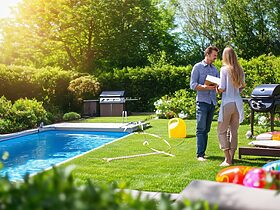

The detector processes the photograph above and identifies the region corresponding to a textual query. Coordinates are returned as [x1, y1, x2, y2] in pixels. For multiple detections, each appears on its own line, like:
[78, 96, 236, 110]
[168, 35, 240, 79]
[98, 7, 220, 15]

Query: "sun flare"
[0, 0, 22, 18]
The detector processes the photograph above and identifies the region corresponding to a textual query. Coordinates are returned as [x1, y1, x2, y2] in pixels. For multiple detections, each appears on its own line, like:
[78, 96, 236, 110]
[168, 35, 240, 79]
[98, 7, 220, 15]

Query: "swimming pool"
[0, 130, 129, 181]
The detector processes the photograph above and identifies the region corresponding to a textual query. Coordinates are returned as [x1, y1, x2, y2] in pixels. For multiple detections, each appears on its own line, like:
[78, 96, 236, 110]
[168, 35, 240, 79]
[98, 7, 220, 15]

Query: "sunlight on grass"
[61, 116, 279, 193]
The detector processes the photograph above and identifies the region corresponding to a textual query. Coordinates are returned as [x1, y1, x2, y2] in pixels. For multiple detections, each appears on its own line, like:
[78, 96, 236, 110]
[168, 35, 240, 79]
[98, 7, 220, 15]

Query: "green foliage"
[0, 64, 88, 115]
[0, 96, 15, 133]
[10, 98, 47, 129]
[68, 75, 101, 101]
[222, 0, 280, 58]
[0, 96, 12, 118]
[1, 0, 279, 69]
[240, 55, 280, 125]
[0, 0, 180, 73]
[99, 54, 280, 115]
[240, 55, 280, 95]
[0, 119, 13, 134]
[46, 107, 64, 124]
[154, 89, 196, 119]
[0, 97, 48, 133]
[177, 0, 280, 62]
[0, 64, 39, 101]
[99, 64, 193, 112]
[31, 67, 76, 112]
[63, 112, 81, 121]
[0, 54, 280, 120]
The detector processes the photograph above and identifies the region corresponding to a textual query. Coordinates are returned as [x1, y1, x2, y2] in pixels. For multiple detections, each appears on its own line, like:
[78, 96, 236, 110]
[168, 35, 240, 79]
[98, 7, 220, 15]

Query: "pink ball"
[243, 168, 267, 188]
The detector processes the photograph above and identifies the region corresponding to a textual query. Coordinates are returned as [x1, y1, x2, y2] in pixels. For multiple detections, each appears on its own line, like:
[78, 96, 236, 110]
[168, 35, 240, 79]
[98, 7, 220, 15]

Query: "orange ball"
[216, 166, 253, 185]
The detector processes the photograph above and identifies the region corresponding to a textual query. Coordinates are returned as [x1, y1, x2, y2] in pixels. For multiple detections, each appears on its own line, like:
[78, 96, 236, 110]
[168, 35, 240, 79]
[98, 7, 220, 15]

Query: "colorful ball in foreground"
[216, 166, 253, 185]
[243, 168, 280, 189]
[262, 160, 280, 171]
[243, 168, 267, 188]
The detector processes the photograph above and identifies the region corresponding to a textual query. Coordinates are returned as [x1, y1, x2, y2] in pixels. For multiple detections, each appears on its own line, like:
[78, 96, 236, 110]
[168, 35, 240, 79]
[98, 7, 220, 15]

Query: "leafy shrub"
[0, 65, 39, 101]
[0, 96, 12, 119]
[10, 98, 48, 130]
[68, 75, 101, 100]
[31, 67, 75, 112]
[154, 89, 196, 119]
[0, 166, 215, 210]
[0, 97, 48, 133]
[0, 65, 80, 116]
[46, 107, 64, 124]
[240, 55, 280, 97]
[0, 119, 13, 134]
[63, 112, 81, 121]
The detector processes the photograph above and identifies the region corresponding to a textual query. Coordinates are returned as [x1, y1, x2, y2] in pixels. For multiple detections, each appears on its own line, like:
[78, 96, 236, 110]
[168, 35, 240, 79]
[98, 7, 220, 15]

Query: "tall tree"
[175, 0, 226, 63]
[220, 0, 273, 58]
[0, 0, 179, 73]
[177, 0, 280, 60]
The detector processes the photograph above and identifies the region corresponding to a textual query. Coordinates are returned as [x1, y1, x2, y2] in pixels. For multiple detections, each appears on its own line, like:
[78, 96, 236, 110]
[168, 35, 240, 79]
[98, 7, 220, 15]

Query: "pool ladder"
[122, 111, 128, 123]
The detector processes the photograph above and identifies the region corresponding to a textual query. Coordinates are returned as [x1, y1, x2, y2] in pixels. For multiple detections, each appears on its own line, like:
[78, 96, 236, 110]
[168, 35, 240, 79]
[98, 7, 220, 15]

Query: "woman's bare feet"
[219, 161, 231, 167]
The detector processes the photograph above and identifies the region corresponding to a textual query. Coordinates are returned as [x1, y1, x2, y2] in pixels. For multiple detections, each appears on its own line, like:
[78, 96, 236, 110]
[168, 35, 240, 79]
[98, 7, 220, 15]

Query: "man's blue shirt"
[190, 60, 219, 105]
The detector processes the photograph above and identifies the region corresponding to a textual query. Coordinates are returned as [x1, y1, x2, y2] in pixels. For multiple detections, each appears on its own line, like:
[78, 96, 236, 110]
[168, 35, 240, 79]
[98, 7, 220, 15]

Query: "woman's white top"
[218, 66, 245, 123]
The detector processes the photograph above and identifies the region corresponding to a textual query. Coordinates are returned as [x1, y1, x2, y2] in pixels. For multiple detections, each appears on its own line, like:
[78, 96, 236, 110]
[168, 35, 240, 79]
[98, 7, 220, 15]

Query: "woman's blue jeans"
[196, 102, 215, 158]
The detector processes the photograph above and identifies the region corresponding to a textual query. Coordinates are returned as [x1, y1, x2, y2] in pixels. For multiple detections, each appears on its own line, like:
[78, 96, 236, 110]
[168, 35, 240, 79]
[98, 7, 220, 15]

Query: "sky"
[0, 0, 22, 18]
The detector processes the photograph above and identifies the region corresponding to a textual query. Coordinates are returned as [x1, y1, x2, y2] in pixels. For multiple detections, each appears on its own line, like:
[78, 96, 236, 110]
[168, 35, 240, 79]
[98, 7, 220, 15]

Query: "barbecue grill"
[99, 91, 126, 116]
[249, 84, 280, 136]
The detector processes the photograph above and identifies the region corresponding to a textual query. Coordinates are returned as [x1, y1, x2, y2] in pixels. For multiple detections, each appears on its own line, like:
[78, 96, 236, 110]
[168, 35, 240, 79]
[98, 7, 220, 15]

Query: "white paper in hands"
[205, 75, 221, 86]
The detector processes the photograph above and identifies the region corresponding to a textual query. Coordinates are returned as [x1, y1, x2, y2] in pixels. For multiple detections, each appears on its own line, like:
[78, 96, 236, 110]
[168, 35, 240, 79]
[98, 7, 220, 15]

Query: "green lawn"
[61, 115, 279, 193]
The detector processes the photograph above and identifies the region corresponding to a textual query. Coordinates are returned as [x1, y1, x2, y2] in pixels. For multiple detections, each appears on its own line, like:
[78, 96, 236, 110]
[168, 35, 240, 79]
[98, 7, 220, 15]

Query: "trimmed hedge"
[0, 54, 280, 119]
[98, 55, 280, 113]
[0, 65, 100, 116]
[99, 64, 193, 111]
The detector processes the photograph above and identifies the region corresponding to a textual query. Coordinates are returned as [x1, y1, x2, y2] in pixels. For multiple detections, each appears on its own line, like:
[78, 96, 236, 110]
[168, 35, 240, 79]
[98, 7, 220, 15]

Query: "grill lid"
[251, 84, 280, 98]
[100, 91, 125, 97]
[99, 90, 125, 104]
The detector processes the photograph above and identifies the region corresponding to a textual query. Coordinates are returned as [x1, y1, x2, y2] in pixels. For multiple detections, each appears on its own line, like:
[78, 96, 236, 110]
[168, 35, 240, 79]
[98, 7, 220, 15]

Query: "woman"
[217, 47, 245, 166]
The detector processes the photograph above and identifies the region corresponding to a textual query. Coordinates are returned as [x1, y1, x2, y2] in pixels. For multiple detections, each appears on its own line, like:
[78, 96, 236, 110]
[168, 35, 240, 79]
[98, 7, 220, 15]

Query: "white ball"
[245, 130, 252, 139]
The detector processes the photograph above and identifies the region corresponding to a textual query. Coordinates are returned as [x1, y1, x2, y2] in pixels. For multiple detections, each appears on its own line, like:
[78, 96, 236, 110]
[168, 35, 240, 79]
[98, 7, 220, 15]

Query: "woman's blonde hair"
[222, 47, 245, 88]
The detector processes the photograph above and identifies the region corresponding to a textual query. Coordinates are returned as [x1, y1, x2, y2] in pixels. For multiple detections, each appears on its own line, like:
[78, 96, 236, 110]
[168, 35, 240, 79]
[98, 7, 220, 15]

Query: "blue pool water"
[0, 130, 128, 181]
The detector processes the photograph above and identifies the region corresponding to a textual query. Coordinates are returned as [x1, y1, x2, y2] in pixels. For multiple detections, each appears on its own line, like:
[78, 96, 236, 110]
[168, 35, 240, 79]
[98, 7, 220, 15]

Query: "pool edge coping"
[0, 122, 148, 141]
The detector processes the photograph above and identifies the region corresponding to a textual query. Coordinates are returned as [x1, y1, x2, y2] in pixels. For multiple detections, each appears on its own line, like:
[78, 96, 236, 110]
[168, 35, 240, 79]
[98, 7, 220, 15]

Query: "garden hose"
[102, 132, 175, 162]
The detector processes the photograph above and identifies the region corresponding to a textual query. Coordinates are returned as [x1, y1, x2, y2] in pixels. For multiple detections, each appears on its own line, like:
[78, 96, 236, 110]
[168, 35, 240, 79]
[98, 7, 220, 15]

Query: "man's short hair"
[204, 46, 219, 56]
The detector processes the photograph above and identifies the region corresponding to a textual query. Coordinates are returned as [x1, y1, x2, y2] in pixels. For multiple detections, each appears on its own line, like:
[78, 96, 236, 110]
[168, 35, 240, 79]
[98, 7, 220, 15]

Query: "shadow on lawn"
[234, 157, 280, 167]
[206, 155, 224, 162]
[233, 159, 266, 167]
[206, 155, 277, 167]
[185, 134, 196, 138]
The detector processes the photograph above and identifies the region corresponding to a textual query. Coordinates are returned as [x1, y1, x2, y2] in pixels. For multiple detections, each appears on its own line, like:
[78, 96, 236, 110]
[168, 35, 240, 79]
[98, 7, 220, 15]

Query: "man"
[190, 46, 219, 161]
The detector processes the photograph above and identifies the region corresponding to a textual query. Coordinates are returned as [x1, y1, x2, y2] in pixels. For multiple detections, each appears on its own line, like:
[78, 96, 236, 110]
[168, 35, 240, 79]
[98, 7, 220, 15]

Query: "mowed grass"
[60, 115, 279, 193]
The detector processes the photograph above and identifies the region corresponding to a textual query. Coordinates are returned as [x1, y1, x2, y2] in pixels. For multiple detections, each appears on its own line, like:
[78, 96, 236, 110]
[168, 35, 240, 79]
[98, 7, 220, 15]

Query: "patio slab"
[177, 180, 280, 210]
